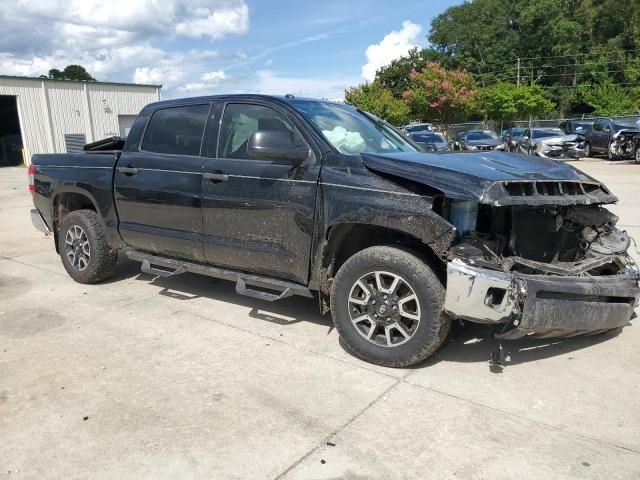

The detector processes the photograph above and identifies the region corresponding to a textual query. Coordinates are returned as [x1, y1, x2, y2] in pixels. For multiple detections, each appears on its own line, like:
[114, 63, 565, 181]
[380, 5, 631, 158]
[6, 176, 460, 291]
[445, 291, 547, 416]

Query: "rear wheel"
[331, 246, 450, 368]
[59, 209, 117, 284]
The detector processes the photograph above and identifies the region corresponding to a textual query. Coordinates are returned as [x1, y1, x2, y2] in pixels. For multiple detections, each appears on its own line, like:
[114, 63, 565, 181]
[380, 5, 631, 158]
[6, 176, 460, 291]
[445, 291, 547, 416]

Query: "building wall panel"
[0, 77, 160, 163]
[47, 82, 86, 152]
[0, 78, 51, 158]
[87, 84, 159, 141]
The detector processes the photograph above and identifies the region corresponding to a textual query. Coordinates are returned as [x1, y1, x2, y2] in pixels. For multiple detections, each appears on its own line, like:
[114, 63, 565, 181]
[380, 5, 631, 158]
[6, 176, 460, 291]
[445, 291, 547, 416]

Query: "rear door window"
[142, 104, 210, 156]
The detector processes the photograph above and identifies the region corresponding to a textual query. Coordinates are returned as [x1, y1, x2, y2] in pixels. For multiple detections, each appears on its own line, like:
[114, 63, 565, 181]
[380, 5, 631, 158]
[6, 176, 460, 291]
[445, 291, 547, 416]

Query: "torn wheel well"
[317, 223, 446, 313]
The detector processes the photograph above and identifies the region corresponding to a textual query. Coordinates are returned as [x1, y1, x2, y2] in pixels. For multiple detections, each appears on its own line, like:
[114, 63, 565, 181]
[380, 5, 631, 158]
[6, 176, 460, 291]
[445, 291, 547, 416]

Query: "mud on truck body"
[29, 95, 640, 368]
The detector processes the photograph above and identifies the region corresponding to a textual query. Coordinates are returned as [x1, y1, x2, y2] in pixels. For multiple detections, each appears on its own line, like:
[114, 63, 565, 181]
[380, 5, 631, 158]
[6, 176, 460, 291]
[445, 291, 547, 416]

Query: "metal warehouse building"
[0, 76, 161, 166]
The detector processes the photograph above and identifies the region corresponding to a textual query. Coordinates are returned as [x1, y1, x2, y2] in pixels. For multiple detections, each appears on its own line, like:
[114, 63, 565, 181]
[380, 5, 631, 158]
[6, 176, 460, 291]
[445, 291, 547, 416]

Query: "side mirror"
[247, 130, 309, 164]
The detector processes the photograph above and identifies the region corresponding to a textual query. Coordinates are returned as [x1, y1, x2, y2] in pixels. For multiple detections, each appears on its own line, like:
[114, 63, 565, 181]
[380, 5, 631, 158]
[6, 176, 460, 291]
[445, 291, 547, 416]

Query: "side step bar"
[124, 249, 313, 302]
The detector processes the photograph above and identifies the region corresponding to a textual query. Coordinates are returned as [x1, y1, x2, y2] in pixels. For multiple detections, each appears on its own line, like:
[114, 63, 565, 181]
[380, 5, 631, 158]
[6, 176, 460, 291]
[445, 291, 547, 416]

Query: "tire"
[58, 209, 118, 284]
[584, 142, 591, 158]
[635, 146, 640, 164]
[607, 147, 614, 161]
[330, 246, 450, 368]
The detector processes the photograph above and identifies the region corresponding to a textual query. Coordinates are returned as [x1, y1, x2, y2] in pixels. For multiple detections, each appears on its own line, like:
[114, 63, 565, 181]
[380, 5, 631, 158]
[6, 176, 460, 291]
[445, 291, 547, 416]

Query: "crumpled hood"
[613, 128, 640, 138]
[361, 150, 614, 204]
[537, 134, 581, 146]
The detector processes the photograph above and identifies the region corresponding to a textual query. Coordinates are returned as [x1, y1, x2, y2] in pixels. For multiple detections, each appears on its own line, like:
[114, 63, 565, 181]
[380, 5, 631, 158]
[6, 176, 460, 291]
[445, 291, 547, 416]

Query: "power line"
[517, 49, 639, 61]
[462, 52, 639, 73]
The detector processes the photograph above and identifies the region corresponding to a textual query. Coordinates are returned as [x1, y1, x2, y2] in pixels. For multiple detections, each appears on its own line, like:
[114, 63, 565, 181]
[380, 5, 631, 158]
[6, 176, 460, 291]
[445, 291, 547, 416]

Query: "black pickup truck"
[29, 95, 640, 367]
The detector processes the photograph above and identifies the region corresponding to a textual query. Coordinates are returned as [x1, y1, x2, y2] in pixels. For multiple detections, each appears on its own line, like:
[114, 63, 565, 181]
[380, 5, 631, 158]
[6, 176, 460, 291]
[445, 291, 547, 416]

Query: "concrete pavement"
[1, 162, 640, 479]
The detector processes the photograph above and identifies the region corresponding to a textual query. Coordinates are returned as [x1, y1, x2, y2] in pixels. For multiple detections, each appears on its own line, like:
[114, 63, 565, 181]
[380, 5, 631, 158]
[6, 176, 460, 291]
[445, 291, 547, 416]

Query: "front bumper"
[444, 259, 640, 339]
[536, 143, 585, 160]
[31, 208, 51, 235]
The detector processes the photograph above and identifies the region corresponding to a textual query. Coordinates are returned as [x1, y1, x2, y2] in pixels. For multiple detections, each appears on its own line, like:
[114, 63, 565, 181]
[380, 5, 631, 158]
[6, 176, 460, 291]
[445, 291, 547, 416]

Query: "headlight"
[496, 144, 505, 150]
[466, 145, 478, 150]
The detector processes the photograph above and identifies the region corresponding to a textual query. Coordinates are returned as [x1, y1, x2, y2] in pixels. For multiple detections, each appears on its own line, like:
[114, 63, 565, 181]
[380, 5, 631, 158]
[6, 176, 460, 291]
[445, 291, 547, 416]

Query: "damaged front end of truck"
[362, 151, 640, 340]
[443, 180, 640, 339]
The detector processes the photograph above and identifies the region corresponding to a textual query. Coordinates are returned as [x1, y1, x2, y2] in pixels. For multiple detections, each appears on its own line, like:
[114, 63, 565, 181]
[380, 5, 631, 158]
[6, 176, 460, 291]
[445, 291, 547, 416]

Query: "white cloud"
[0, 0, 358, 102]
[3, 0, 248, 42]
[175, 4, 249, 39]
[0, 0, 250, 96]
[202, 71, 226, 81]
[361, 20, 422, 82]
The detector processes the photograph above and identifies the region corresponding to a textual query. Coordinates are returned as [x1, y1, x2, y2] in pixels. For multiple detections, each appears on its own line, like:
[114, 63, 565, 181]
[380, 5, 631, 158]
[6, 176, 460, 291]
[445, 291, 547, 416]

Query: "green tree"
[573, 82, 636, 116]
[403, 62, 478, 125]
[344, 82, 411, 125]
[376, 48, 453, 99]
[428, 0, 520, 86]
[479, 83, 554, 122]
[43, 65, 96, 81]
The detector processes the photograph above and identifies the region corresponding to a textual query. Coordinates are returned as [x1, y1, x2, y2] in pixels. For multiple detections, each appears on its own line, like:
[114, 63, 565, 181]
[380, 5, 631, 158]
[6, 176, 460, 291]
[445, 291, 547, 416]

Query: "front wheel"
[59, 209, 118, 284]
[583, 142, 591, 158]
[330, 246, 450, 367]
[635, 145, 640, 164]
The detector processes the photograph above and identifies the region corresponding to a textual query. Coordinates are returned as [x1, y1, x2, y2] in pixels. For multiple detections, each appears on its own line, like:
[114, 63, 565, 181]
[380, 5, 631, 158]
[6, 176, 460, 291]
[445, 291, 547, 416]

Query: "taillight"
[27, 164, 35, 195]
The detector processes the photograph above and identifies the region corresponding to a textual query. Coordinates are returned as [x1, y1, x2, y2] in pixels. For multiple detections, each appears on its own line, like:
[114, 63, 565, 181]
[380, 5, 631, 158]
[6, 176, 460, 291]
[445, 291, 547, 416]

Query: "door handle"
[119, 166, 138, 175]
[203, 172, 229, 182]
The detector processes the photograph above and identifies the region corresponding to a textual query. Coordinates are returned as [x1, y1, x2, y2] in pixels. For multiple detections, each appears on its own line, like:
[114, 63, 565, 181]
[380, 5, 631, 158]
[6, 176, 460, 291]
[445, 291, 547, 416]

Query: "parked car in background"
[518, 128, 586, 160]
[402, 123, 433, 134]
[408, 131, 450, 151]
[633, 134, 640, 163]
[585, 119, 640, 160]
[501, 127, 525, 152]
[559, 119, 593, 136]
[454, 130, 504, 151]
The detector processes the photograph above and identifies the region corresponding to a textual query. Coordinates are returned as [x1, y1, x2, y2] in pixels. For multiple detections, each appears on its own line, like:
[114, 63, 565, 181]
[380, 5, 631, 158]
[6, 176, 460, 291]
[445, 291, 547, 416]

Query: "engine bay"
[448, 203, 635, 276]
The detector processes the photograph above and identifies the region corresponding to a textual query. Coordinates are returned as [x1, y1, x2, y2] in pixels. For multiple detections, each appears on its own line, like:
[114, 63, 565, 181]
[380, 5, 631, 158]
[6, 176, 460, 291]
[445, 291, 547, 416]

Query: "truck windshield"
[292, 100, 418, 155]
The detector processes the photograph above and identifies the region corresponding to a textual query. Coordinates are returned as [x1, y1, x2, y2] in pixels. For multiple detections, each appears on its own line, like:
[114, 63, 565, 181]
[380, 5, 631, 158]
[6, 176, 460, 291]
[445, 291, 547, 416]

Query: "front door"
[114, 103, 211, 262]
[201, 101, 320, 284]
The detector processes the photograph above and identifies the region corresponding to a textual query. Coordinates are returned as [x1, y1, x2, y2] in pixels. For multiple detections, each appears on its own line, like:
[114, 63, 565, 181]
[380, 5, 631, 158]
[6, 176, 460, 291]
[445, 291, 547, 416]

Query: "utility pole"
[516, 57, 521, 87]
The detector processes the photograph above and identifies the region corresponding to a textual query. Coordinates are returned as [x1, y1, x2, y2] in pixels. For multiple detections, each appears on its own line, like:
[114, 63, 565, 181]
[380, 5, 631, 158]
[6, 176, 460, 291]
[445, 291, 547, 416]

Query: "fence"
[435, 114, 640, 139]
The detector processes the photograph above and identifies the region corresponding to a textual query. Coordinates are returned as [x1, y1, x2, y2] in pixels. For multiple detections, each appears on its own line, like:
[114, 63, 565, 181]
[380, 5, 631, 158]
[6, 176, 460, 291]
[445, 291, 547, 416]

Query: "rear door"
[114, 103, 211, 262]
[200, 100, 320, 284]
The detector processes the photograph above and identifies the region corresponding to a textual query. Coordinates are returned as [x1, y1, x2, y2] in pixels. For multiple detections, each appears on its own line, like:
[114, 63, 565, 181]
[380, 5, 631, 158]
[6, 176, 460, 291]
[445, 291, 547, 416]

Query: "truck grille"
[503, 181, 609, 197]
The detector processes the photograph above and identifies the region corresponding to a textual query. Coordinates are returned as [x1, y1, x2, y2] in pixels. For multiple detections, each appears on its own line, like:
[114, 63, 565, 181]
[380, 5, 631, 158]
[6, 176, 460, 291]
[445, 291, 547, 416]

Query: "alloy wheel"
[65, 225, 90, 271]
[348, 271, 421, 347]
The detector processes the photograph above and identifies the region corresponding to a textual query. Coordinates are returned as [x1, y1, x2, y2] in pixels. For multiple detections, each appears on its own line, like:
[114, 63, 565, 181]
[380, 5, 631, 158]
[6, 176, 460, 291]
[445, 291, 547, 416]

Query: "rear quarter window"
[142, 104, 210, 156]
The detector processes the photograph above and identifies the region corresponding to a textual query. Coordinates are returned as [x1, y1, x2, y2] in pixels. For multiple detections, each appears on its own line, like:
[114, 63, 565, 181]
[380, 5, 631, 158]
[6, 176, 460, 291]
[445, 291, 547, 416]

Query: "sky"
[0, 0, 462, 100]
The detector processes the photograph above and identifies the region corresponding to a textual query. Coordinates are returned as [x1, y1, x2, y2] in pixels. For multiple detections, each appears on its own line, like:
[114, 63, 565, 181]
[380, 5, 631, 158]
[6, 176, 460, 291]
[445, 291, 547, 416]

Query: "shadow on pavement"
[108, 254, 333, 330]
[109, 254, 627, 369]
[421, 321, 624, 372]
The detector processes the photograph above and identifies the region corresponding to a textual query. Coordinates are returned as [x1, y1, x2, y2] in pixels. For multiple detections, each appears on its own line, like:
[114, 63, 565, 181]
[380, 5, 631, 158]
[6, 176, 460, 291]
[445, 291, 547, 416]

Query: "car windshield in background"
[405, 124, 430, 133]
[533, 128, 565, 139]
[411, 132, 447, 144]
[510, 128, 525, 137]
[292, 100, 418, 155]
[573, 123, 591, 132]
[466, 131, 498, 141]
